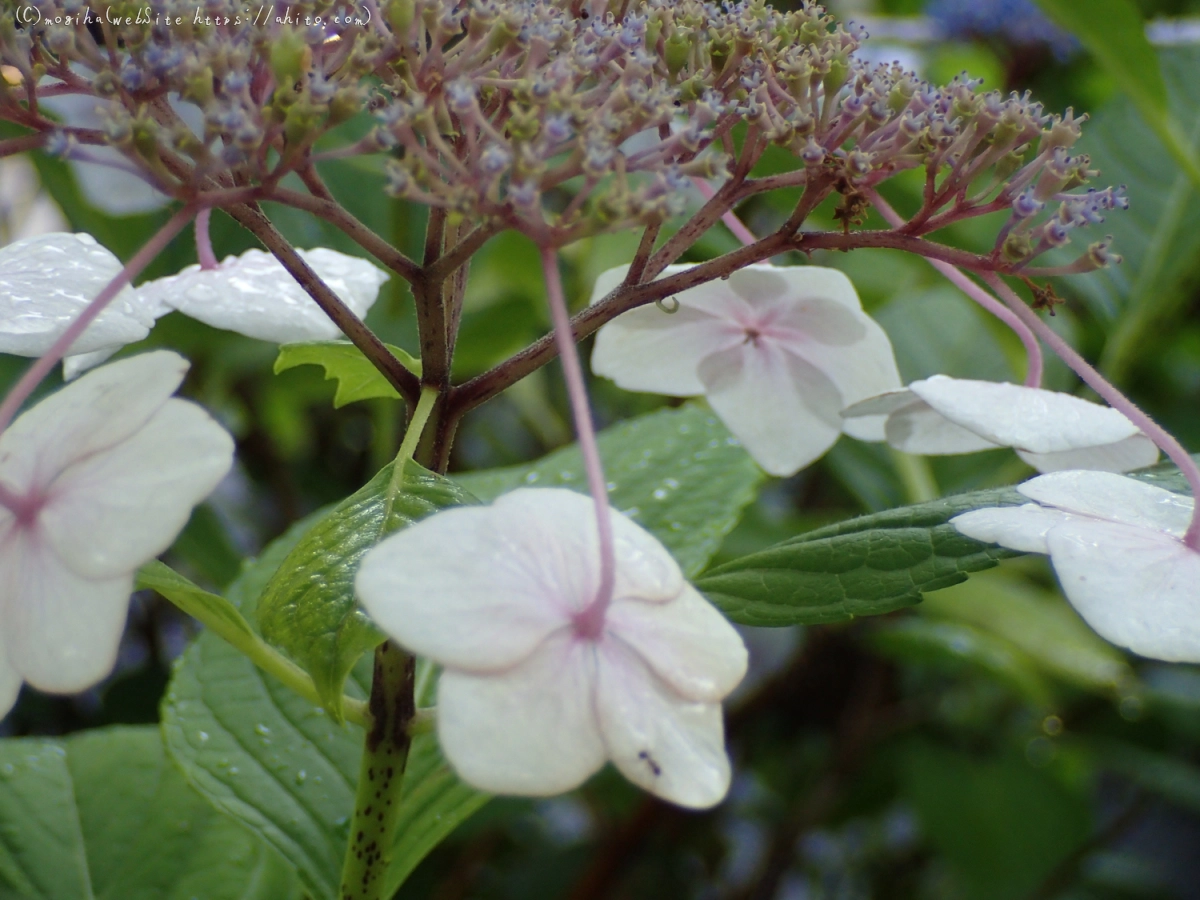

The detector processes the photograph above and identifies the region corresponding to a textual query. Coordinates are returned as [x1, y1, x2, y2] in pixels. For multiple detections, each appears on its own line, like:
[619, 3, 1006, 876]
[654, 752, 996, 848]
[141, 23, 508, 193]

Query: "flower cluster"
[4, 0, 1123, 265]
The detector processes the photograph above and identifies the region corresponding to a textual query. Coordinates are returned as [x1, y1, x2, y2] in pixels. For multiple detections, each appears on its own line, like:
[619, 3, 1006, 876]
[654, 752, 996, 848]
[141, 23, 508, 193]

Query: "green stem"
[339, 383, 441, 900]
[383, 385, 440, 518]
[889, 448, 939, 505]
[339, 642, 416, 900]
[138, 565, 369, 726]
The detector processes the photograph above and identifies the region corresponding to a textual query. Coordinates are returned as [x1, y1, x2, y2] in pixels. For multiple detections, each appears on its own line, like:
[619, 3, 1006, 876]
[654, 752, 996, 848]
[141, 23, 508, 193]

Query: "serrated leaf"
[0, 727, 300, 900]
[699, 457, 1197, 627]
[274, 340, 420, 408]
[695, 486, 1027, 626]
[455, 404, 763, 578]
[257, 462, 474, 718]
[163, 543, 488, 900]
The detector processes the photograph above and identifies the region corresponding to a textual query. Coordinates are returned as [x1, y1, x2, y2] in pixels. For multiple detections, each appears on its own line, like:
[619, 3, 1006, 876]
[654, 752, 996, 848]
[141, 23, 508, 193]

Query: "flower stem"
[0, 205, 195, 435]
[983, 272, 1200, 549]
[867, 191, 1044, 388]
[540, 247, 615, 636]
[384, 385, 440, 517]
[195, 208, 219, 270]
[691, 177, 759, 248]
[339, 641, 416, 900]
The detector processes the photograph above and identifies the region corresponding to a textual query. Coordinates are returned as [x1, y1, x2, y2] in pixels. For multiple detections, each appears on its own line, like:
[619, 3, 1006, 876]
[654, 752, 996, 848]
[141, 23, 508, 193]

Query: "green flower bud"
[387, 0, 415, 35]
[269, 29, 310, 88]
[665, 31, 690, 76]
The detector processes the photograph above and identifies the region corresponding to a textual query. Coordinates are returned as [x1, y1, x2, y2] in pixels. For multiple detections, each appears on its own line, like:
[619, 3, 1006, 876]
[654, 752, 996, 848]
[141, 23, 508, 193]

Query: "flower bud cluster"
[2, 0, 1124, 259]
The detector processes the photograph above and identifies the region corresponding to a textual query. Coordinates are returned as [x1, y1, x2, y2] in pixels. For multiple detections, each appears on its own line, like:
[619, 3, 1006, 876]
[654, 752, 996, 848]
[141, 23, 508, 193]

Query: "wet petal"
[884, 398, 1001, 454]
[909, 376, 1139, 454]
[437, 632, 606, 795]
[1046, 520, 1200, 662]
[596, 638, 732, 809]
[1018, 470, 1193, 537]
[951, 503, 1073, 554]
[0, 522, 131, 693]
[0, 233, 155, 356]
[40, 399, 234, 578]
[356, 488, 682, 671]
[591, 265, 746, 396]
[137, 248, 388, 344]
[1016, 434, 1160, 474]
[0, 351, 188, 491]
[606, 583, 747, 702]
[700, 341, 843, 477]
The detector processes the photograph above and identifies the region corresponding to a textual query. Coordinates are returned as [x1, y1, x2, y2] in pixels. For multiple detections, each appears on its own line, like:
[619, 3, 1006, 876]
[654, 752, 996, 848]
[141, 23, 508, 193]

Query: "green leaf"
[1033, 0, 1200, 189]
[257, 462, 474, 718]
[0, 727, 300, 900]
[137, 559, 257, 647]
[696, 486, 1027, 626]
[163, 541, 488, 900]
[901, 740, 1091, 900]
[1071, 48, 1200, 378]
[1033, 0, 1165, 115]
[699, 455, 1197, 627]
[920, 569, 1133, 694]
[273, 340, 420, 408]
[170, 504, 244, 590]
[456, 404, 764, 578]
[869, 618, 1055, 707]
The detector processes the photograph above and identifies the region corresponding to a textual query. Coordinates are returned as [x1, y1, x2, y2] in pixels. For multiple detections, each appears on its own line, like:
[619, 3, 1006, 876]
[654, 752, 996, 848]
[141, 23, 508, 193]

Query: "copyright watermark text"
[13, 5, 371, 27]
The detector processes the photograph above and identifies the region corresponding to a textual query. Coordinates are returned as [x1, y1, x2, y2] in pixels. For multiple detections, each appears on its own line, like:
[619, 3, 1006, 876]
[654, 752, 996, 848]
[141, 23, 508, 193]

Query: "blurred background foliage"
[5, 0, 1200, 896]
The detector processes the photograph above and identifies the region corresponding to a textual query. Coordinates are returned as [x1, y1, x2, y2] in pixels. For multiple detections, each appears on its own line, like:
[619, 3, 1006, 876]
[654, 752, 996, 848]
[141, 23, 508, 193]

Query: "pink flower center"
[0, 482, 45, 528]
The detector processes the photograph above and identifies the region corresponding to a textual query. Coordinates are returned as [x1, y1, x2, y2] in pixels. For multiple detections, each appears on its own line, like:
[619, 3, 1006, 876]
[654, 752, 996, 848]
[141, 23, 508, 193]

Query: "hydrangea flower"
[0, 351, 234, 716]
[840, 375, 1159, 473]
[136, 247, 389, 344]
[590, 265, 902, 477]
[355, 488, 748, 809]
[0, 232, 159, 362]
[952, 470, 1200, 661]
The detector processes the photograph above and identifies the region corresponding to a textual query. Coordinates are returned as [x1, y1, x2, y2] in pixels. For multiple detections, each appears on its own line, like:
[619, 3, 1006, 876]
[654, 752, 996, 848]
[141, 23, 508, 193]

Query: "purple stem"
[0, 206, 196, 436]
[983, 272, 1200, 550]
[195, 208, 219, 270]
[868, 191, 1044, 388]
[691, 177, 759, 248]
[539, 247, 616, 638]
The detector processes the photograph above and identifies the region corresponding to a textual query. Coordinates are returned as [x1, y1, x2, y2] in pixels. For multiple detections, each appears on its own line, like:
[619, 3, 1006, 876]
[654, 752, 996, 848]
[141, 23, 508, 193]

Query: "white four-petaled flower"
[136, 247, 389, 344]
[0, 351, 234, 716]
[952, 470, 1200, 662]
[355, 488, 748, 809]
[590, 265, 902, 477]
[841, 375, 1159, 473]
[0, 234, 390, 379]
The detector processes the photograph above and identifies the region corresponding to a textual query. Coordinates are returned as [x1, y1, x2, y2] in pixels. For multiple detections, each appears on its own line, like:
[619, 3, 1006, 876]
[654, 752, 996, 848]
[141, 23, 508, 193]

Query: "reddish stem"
[867, 191, 1044, 388]
[539, 247, 615, 638]
[983, 272, 1200, 550]
[195, 208, 219, 270]
[0, 206, 196, 435]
